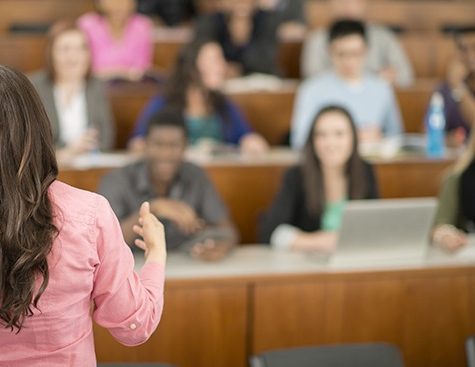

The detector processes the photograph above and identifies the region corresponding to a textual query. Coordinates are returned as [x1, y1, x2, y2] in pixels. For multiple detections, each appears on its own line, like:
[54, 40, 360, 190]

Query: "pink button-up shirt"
[0, 181, 165, 367]
[78, 13, 153, 73]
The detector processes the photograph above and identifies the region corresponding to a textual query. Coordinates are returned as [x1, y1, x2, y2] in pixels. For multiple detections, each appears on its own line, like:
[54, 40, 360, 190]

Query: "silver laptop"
[330, 198, 437, 265]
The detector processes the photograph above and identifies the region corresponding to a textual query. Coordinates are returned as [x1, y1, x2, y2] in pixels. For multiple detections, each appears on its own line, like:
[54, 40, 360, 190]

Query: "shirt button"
[130, 323, 137, 330]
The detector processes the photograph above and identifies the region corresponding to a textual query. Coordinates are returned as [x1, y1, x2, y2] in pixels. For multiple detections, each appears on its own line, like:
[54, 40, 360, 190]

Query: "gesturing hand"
[133, 202, 167, 265]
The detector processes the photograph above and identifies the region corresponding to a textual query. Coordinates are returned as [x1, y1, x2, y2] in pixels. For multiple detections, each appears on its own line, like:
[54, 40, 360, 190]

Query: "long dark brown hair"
[301, 105, 368, 217]
[162, 37, 231, 124]
[0, 66, 58, 332]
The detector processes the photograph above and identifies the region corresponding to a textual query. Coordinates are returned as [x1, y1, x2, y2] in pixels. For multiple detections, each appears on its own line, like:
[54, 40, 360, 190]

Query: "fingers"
[134, 238, 147, 251]
[133, 224, 144, 238]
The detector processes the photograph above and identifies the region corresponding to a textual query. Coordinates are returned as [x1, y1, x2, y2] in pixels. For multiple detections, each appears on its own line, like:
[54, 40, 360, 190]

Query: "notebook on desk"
[330, 198, 437, 266]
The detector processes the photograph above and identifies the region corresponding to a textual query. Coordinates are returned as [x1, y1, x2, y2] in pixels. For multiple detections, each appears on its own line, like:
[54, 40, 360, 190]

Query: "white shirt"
[53, 86, 88, 146]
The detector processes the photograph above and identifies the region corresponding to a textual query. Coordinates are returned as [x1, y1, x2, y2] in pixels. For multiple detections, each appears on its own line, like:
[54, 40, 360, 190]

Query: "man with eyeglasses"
[291, 19, 403, 149]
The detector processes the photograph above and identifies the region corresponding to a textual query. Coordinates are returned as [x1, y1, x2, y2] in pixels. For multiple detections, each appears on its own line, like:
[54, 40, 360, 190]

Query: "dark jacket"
[259, 162, 379, 243]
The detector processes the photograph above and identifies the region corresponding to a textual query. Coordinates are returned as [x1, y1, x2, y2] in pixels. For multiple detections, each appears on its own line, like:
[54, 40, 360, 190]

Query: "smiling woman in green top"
[260, 105, 379, 252]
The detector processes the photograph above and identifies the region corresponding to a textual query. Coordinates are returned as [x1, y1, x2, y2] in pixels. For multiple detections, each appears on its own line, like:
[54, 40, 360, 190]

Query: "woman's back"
[0, 181, 165, 366]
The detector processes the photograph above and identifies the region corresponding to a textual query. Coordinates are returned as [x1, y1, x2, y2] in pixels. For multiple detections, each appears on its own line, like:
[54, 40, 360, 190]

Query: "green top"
[321, 200, 347, 231]
[432, 171, 467, 230]
[186, 115, 223, 145]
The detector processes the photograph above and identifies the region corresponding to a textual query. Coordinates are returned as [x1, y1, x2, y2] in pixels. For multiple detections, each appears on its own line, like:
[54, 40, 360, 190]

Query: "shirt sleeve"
[196, 169, 229, 224]
[259, 168, 300, 243]
[301, 30, 329, 79]
[290, 81, 318, 149]
[98, 172, 131, 221]
[131, 96, 165, 138]
[382, 85, 404, 136]
[91, 195, 165, 346]
[460, 163, 475, 226]
[225, 101, 252, 145]
[129, 16, 154, 71]
[433, 172, 464, 229]
[382, 30, 414, 87]
[364, 162, 380, 199]
[93, 79, 116, 151]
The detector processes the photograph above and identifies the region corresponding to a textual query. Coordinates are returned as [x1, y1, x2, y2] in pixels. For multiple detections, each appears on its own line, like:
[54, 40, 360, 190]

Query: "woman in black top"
[194, 0, 280, 76]
[260, 105, 378, 252]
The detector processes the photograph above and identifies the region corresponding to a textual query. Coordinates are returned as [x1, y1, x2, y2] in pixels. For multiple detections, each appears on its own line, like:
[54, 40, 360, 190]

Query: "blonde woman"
[431, 131, 475, 251]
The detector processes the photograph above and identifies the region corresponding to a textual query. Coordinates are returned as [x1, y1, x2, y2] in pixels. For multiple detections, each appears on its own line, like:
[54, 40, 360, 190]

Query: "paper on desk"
[224, 74, 297, 93]
[68, 152, 138, 169]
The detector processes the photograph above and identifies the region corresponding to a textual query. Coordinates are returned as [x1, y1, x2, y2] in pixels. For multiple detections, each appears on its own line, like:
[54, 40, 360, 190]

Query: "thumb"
[139, 201, 151, 218]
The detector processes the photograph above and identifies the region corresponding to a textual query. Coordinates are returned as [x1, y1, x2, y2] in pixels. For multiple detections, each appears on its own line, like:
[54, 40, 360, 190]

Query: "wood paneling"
[91, 254, 475, 367]
[306, 1, 475, 32]
[374, 158, 453, 199]
[0, 0, 93, 33]
[252, 269, 475, 367]
[95, 283, 248, 367]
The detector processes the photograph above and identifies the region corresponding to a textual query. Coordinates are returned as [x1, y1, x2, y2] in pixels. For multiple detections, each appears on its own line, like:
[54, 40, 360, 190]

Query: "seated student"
[30, 21, 115, 166]
[260, 105, 378, 252]
[78, 0, 153, 81]
[431, 26, 475, 148]
[431, 131, 475, 252]
[291, 19, 403, 149]
[136, 0, 197, 27]
[258, 0, 307, 39]
[129, 38, 268, 153]
[100, 109, 237, 261]
[302, 0, 413, 87]
[194, 0, 280, 76]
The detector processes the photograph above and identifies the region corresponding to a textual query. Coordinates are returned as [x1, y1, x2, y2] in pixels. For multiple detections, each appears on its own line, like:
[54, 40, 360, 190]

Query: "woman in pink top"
[0, 66, 166, 366]
[78, 0, 154, 81]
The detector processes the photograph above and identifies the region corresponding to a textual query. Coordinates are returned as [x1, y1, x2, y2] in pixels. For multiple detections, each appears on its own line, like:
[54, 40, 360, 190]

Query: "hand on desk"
[240, 133, 269, 155]
[291, 231, 338, 253]
[432, 224, 468, 253]
[190, 239, 233, 262]
[133, 202, 167, 265]
[151, 198, 204, 235]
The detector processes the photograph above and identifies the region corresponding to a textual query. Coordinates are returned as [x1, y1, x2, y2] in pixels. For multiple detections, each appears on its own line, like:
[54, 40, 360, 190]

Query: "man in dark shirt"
[99, 109, 236, 260]
[435, 26, 475, 148]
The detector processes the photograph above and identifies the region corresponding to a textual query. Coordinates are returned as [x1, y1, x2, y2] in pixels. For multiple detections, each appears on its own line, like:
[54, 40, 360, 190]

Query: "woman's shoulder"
[49, 180, 108, 225]
[78, 12, 104, 29]
[128, 14, 154, 32]
[29, 70, 51, 88]
[283, 165, 304, 185]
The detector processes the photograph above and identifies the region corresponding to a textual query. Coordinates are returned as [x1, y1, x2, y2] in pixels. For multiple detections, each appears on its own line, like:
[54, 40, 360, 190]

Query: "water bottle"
[425, 92, 446, 158]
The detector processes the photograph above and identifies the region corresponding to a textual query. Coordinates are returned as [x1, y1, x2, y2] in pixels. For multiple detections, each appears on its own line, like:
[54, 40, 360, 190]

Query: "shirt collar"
[136, 160, 187, 199]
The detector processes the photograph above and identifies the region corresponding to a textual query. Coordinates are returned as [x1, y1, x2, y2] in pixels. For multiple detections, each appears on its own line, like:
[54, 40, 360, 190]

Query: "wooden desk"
[94, 243, 475, 367]
[58, 150, 454, 244]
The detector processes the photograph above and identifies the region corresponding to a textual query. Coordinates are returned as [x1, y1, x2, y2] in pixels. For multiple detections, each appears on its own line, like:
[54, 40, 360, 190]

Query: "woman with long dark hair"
[129, 38, 268, 153]
[260, 105, 378, 252]
[0, 66, 166, 366]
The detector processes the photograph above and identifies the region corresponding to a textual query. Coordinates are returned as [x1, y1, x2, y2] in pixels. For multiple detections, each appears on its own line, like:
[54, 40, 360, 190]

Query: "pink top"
[78, 12, 153, 73]
[0, 181, 165, 367]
